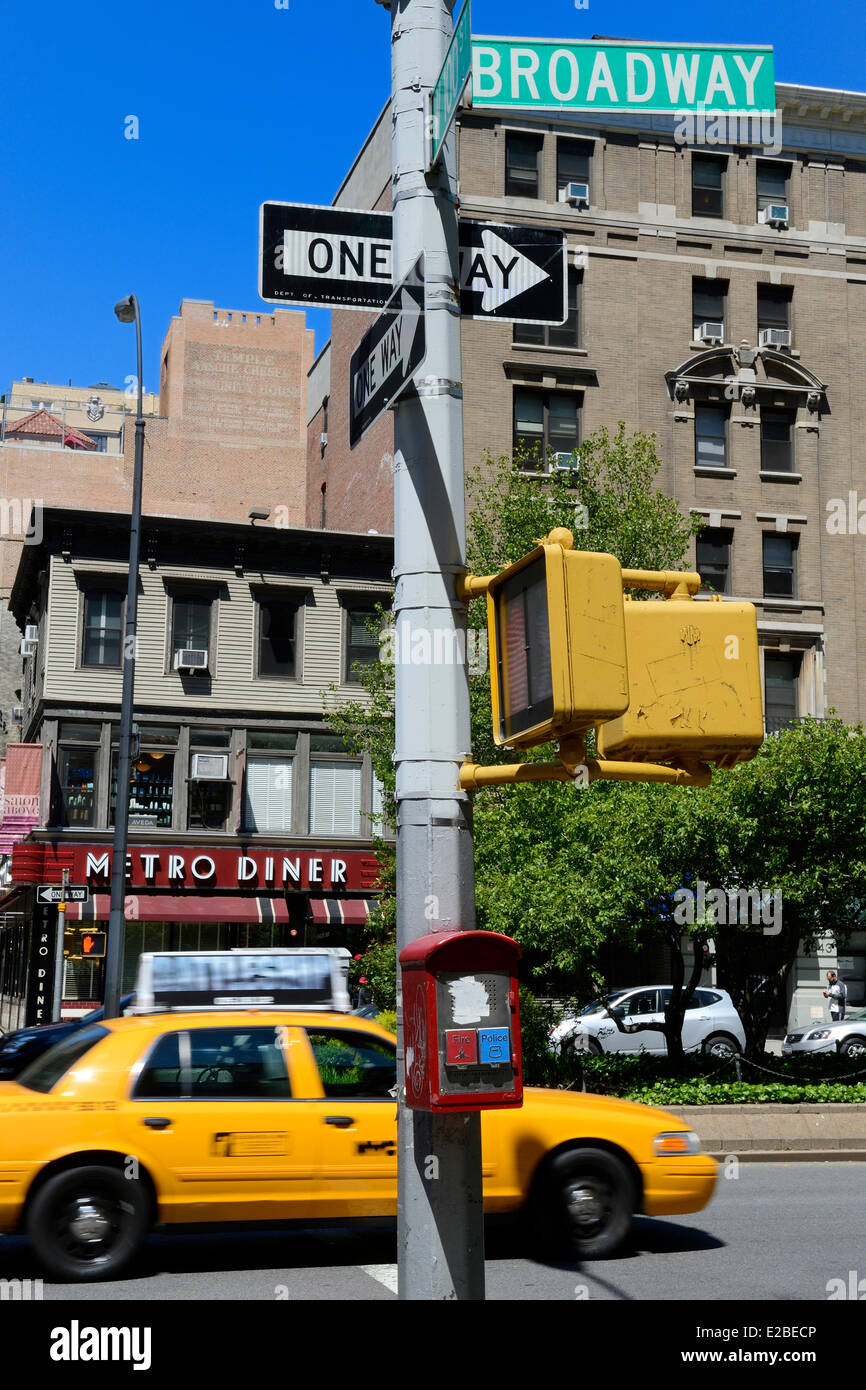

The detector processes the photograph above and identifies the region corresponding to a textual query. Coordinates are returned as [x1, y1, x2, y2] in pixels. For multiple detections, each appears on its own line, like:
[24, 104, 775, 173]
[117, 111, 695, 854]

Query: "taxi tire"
[533, 1147, 633, 1260]
[26, 1165, 150, 1282]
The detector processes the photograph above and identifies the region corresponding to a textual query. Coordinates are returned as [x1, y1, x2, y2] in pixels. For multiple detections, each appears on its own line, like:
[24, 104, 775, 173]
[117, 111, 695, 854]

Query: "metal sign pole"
[384, 0, 484, 1300]
[52, 868, 69, 1023]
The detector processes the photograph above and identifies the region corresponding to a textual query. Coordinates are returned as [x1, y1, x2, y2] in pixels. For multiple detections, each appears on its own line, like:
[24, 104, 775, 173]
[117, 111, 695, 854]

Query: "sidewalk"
[663, 1102, 866, 1160]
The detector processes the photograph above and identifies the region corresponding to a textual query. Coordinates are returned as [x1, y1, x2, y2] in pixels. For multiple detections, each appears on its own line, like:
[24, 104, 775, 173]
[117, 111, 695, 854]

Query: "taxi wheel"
[26, 1165, 150, 1282]
[533, 1147, 633, 1260]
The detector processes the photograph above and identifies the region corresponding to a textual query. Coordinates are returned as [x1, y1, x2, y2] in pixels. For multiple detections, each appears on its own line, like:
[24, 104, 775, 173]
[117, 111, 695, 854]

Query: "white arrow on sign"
[460, 228, 551, 313]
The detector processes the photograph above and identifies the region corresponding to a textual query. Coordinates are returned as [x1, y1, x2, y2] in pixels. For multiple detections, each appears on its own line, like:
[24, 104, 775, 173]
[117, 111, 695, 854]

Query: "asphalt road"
[0, 1162, 861, 1301]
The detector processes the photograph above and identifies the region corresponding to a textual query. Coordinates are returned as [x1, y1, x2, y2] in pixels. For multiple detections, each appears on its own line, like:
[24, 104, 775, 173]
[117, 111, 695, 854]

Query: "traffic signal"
[485, 528, 629, 749]
[595, 593, 764, 769]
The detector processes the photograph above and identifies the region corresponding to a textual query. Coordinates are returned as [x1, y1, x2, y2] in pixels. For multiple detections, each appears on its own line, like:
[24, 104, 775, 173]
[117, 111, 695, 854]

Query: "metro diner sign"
[471, 38, 775, 114]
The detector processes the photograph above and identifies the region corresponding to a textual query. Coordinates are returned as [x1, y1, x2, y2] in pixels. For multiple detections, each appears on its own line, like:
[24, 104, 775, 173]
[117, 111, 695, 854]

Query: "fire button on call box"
[445, 1029, 478, 1064]
[478, 1027, 510, 1064]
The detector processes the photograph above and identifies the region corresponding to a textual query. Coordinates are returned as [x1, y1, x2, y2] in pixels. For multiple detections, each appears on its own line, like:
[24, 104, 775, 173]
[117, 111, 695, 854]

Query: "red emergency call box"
[399, 929, 523, 1112]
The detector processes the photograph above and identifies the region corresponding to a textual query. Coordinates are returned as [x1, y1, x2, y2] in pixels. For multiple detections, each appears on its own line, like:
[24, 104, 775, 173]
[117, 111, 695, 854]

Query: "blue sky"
[1, 0, 863, 396]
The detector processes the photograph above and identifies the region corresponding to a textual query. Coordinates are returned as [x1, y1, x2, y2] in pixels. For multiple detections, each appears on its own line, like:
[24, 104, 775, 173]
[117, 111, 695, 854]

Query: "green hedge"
[517, 996, 866, 1103]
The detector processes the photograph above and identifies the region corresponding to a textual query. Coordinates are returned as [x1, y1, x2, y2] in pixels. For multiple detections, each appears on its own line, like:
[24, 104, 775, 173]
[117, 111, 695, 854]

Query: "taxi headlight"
[653, 1130, 702, 1157]
[807, 1029, 831, 1040]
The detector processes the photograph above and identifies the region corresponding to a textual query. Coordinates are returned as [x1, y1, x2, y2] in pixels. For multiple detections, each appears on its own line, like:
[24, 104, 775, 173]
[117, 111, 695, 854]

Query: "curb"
[663, 1101, 866, 1158]
[704, 1148, 866, 1162]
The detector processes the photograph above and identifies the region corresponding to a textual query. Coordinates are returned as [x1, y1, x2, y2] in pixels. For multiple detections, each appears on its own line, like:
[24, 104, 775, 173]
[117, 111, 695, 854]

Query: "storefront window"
[110, 727, 177, 829]
[58, 747, 97, 827]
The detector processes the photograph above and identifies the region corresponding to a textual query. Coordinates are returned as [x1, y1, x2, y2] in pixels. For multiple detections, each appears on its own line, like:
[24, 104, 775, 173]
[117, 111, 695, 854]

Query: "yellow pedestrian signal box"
[596, 594, 764, 769]
[486, 529, 629, 749]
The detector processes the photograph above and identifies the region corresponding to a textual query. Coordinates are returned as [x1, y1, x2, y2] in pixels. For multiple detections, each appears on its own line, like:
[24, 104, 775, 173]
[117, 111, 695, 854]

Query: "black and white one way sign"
[259, 201, 566, 326]
[349, 255, 426, 449]
[259, 203, 393, 310]
[459, 222, 567, 324]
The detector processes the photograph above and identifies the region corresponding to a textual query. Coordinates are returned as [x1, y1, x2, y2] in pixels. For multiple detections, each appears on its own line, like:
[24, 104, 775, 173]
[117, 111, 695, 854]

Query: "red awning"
[66, 895, 291, 924]
[309, 898, 374, 927]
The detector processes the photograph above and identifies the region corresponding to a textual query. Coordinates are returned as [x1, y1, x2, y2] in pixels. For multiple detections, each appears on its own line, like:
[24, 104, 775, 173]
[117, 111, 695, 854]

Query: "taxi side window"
[306, 1029, 396, 1100]
[134, 1028, 292, 1100]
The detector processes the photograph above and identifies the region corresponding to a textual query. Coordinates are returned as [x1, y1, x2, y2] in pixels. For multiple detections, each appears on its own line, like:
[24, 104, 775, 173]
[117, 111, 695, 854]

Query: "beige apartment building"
[308, 79, 866, 740]
[0, 299, 314, 746]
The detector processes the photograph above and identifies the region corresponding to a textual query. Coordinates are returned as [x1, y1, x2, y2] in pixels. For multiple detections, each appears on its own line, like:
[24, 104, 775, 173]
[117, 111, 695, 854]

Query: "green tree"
[327, 425, 702, 1010]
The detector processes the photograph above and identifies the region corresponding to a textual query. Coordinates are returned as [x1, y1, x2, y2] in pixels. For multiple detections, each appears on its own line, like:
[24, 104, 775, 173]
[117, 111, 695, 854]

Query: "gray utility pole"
[383, 0, 484, 1299]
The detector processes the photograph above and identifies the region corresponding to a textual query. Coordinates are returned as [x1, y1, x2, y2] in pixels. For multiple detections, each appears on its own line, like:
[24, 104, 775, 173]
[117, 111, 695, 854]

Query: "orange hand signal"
[82, 935, 95, 955]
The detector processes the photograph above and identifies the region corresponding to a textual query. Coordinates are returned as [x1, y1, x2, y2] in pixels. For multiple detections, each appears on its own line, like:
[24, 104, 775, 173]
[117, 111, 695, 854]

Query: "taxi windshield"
[17, 1025, 110, 1094]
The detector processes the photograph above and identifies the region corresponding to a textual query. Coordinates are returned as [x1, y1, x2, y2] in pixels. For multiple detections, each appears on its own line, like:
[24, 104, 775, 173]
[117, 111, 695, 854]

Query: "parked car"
[0, 1006, 716, 1279]
[549, 986, 746, 1059]
[782, 1008, 866, 1058]
[0, 995, 134, 1079]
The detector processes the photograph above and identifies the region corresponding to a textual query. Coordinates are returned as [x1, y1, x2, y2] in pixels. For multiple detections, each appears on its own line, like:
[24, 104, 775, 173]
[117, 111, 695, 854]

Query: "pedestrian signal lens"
[497, 557, 554, 744]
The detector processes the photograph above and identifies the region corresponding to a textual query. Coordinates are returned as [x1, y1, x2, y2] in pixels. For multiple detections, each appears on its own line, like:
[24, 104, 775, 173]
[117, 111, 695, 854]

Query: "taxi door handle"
[324, 1115, 354, 1128]
[143, 1117, 172, 1130]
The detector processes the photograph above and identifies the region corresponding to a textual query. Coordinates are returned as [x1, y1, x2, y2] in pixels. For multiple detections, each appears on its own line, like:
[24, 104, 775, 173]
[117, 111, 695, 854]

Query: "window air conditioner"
[19, 639, 37, 658]
[758, 328, 792, 350]
[558, 181, 590, 209]
[758, 204, 789, 228]
[24, 625, 38, 642]
[173, 648, 209, 673]
[698, 321, 724, 346]
[552, 452, 580, 471]
[319, 432, 328, 447]
[11, 707, 23, 723]
[190, 753, 229, 780]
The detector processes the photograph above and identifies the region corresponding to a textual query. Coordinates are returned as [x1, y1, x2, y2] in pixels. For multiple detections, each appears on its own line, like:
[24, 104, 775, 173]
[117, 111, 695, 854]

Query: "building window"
[57, 747, 97, 827]
[345, 605, 380, 684]
[761, 408, 795, 473]
[513, 389, 579, 470]
[694, 405, 728, 470]
[171, 595, 212, 662]
[692, 155, 725, 218]
[757, 285, 792, 336]
[309, 735, 362, 837]
[257, 597, 299, 679]
[764, 653, 801, 733]
[696, 527, 732, 595]
[556, 139, 591, 198]
[762, 534, 797, 598]
[188, 728, 232, 831]
[505, 132, 542, 199]
[756, 162, 789, 216]
[82, 433, 109, 452]
[110, 724, 177, 829]
[692, 279, 726, 340]
[82, 590, 124, 667]
[514, 269, 581, 349]
[244, 731, 298, 833]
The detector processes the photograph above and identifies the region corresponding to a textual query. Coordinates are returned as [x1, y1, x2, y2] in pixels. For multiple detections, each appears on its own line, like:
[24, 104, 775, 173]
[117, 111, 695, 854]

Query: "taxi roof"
[98, 1009, 395, 1037]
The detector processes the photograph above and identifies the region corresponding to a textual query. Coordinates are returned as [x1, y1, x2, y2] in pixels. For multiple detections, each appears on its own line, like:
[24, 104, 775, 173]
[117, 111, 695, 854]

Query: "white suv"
[549, 986, 746, 1059]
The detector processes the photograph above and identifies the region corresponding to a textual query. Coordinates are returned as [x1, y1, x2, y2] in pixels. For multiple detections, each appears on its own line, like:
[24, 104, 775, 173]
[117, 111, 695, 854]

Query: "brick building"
[306, 69, 866, 1029]
[308, 81, 866, 739]
[0, 299, 315, 746]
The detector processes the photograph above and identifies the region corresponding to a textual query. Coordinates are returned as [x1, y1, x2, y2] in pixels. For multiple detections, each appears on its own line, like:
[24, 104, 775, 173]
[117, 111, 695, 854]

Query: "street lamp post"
[103, 294, 145, 1019]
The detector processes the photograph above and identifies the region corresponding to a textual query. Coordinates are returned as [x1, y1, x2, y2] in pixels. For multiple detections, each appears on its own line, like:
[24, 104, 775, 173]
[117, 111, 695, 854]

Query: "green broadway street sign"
[430, 0, 472, 168]
[471, 38, 775, 114]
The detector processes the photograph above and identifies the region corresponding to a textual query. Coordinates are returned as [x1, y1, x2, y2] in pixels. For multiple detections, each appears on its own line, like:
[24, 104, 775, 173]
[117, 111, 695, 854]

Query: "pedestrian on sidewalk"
[823, 970, 847, 1021]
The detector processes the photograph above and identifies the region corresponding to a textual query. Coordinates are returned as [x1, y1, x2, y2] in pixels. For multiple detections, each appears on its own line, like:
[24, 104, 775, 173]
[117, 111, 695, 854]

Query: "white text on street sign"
[430, 0, 472, 169]
[470, 38, 775, 114]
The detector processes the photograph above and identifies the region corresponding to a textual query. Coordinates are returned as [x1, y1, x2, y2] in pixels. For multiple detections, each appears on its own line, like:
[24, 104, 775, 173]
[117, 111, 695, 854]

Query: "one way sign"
[459, 221, 567, 324]
[349, 255, 426, 449]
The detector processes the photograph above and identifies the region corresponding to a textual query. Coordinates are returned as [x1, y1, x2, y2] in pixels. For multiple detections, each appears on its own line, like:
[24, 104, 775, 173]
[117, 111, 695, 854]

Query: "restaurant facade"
[0, 508, 392, 1023]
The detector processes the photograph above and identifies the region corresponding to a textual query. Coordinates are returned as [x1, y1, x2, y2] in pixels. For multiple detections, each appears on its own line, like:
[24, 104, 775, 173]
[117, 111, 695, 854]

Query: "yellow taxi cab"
[0, 951, 716, 1281]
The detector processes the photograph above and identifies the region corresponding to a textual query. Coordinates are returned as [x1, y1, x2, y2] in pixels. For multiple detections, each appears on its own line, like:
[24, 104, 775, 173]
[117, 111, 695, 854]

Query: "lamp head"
[114, 295, 137, 324]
